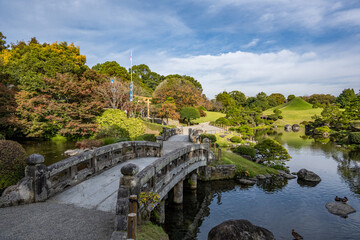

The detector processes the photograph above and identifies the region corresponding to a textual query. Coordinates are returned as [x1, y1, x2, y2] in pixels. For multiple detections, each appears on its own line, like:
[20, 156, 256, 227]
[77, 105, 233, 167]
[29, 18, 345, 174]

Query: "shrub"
[215, 117, 230, 126]
[75, 139, 104, 149]
[198, 106, 207, 111]
[200, 134, 217, 143]
[230, 136, 242, 143]
[96, 109, 145, 140]
[349, 132, 360, 144]
[0, 134, 5, 140]
[315, 126, 331, 133]
[198, 109, 207, 117]
[135, 134, 156, 142]
[0, 140, 26, 193]
[255, 138, 291, 166]
[180, 107, 200, 124]
[233, 145, 255, 159]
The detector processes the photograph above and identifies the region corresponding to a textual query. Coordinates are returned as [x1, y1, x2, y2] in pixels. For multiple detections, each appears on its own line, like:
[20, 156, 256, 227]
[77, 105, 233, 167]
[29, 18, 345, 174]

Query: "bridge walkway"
[0, 134, 191, 240]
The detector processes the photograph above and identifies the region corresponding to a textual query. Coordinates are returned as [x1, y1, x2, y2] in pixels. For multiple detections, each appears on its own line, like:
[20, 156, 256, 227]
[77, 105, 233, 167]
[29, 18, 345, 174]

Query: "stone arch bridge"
[0, 127, 214, 240]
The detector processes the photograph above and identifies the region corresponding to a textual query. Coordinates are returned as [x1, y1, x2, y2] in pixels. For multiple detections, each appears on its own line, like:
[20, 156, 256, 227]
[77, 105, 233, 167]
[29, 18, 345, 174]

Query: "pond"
[19, 139, 76, 166]
[164, 128, 360, 240]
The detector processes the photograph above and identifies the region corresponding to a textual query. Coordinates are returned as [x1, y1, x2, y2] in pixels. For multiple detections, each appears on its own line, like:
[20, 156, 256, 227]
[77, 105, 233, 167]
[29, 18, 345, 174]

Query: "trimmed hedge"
[349, 132, 360, 144]
[232, 145, 256, 159]
[200, 134, 217, 143]
[230, 136, 242, 143]
[0, 140, 26, 193]
[135, 134, 156, 142]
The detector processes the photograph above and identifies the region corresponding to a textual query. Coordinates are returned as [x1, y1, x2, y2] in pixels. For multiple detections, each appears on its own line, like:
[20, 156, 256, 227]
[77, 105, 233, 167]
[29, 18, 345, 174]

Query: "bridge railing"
[114, 142, 210, 232]
[162, 127, 183, 141]
[0, 141, 162, 207]
[47, 141, 162, 197]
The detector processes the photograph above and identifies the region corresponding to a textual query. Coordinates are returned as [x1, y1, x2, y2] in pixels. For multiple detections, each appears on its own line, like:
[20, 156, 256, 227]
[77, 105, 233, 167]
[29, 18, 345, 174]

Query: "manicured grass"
[193, 111, 226, 123]
[215, 150, 278, 178]
[137, 222, 169, 240]
[264, 97, 322, 125]
[142, 121, 176, 134]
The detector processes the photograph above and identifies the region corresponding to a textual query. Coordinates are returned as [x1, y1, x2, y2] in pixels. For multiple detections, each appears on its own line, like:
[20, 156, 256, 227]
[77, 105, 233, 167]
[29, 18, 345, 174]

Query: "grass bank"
[214, 150, 278, 178]
[137, 222, 169, 240]
[263, 97, 322, 125]
[193, 111, 225, 124]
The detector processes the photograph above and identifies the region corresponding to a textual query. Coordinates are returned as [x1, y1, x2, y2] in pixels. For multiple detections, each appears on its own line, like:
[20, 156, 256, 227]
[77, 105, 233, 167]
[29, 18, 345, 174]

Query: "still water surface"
[164, 129, 360, 240]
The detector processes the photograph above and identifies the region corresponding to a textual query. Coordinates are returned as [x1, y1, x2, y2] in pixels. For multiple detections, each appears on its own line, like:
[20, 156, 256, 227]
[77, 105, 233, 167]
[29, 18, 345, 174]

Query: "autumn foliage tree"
[157, 102, 180, 125]
[153, 77, 202, 110]
[15, 70, 106, 138]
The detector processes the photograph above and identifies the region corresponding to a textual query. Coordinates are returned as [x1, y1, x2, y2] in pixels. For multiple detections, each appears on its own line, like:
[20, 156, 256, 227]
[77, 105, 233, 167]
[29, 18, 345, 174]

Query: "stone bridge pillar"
[173, 180, 183, 204]
[189, 171, 197, 190]
[155, 200, 166, 224]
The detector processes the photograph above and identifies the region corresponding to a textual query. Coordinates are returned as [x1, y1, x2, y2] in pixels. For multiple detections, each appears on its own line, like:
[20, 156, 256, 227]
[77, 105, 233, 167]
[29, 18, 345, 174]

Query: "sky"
[1, 0, 360, 99]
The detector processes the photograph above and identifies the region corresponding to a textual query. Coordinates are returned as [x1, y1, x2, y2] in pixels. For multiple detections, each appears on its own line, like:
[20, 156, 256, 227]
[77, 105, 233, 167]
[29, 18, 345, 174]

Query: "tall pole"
[130, 50, 133, 102]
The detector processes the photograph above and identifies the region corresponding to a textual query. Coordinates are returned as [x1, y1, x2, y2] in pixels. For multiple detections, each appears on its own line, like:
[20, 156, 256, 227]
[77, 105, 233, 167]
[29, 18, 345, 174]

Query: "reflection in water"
[19, 139, 76, 165]
[165, 128, 360, 240]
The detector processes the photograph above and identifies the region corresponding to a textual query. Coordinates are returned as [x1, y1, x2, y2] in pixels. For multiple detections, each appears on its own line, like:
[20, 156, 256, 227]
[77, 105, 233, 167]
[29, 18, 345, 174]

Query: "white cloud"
[242, 39, 259, 49]
[149, 48, 360, 99]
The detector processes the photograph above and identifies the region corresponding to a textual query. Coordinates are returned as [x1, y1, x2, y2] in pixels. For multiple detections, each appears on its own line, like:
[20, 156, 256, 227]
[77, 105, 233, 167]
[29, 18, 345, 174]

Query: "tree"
[180, 107, 200, 125]
[153, 78, 202, 110]
[0, 32, 9, 52]
[132, 64, 165, 90]
[226, 106, 243, 126]
[229, 90, 246, 106]
[269, 93, 286, 106]
[287, 94, 296, 102]
[15, 71, 106, 138]
[215, 117, 231, 126]
[97, 79, 130, 110]
[215, 91, 236, 110]
[2, 40, 87, 91]
[255, 138, 291, 166]
[165, 74, 202, 92]
[0, 83, 20, 138]
[93, 61, 130, 81]
[157, 102, 180, 125]
[337, 88, 356, 108]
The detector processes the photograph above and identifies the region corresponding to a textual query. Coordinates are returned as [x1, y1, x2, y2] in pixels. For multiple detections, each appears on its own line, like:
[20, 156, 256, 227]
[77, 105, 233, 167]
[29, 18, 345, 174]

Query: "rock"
[265, 174, 272, 179]
[0, 177, 34, 207]
[284, 125, 292, 132]
[237, 178, 256, 185]
[291, 172, 297, 175]
[326, 201, 356, 217]
[257, 175, 267, 180]
[64, 149, 85, 157]
[121, 163, 139, 176]
[208, 219, 275, 240]
[297, 168, 321, 182]
[292, 124, 300, 132]
[220, 135, 226, 138]
[278, 170, 296, 179]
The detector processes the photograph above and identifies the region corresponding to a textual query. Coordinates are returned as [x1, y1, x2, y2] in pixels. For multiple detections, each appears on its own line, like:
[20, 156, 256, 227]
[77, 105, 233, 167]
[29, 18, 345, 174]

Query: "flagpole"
[130, 50, 133, 102]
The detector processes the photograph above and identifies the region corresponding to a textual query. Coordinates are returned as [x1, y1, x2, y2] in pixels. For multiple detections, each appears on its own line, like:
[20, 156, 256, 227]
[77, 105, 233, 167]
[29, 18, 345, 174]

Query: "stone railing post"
[115, 163, 139, 233]
[25, 154, 48, 202]
[156, 136, 163, 156]
[120, 163, 139, 195]
[162, 127, 167, 140]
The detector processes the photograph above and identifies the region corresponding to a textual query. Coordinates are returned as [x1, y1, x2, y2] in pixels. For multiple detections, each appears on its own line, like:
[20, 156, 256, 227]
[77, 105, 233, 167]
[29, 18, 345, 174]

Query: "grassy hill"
[193, 111, 226, 123]
[263, 97, 322, 125]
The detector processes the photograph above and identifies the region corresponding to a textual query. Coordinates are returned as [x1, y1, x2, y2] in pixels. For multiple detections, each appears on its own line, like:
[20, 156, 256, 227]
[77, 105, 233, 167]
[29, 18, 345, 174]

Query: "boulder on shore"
[208, 219, 275, 240]
[297, 168, 321, 182]
[326, 201, 356, 217]
[237, 178, 256, 185]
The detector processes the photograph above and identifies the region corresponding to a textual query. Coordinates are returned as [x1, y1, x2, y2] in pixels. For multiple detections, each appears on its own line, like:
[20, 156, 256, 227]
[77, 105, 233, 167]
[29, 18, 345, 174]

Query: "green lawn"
[215, 150, 278, 177]
[263, 97, 322, 125]
[193, 111, 225, 123]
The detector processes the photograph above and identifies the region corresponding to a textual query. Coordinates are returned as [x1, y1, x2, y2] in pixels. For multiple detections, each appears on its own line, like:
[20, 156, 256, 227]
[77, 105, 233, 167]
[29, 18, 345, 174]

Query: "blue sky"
[1, 0, 360, 98]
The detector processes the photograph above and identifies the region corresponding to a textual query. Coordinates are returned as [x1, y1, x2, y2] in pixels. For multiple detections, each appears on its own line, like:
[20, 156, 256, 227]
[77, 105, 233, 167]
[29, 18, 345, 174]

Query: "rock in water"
[326, 201, 356, 217]
[297, 168, 321, 182]
[208, 219, 275, 240]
